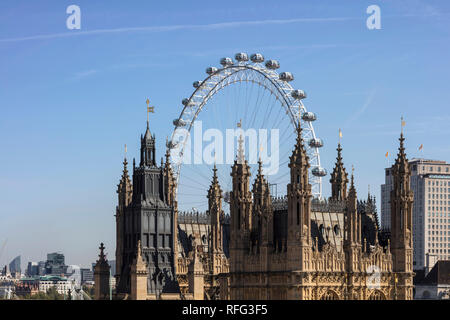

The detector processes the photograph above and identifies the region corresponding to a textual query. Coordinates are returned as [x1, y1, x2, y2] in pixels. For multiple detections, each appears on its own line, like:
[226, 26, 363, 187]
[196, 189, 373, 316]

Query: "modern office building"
[27, 262, 39, 276]
[38, 261, 46, 275]
[381, 158, 450, 272]
[9, 256, 21, 276]
[45, 252, 66, 275]
[80, 268, 94, 283]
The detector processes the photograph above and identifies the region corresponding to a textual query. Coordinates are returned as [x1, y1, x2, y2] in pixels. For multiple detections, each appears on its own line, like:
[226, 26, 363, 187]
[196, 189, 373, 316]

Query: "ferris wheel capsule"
[173, 118, 186, 127]
[220, 57, 234, 67]
[279, 72, 294, 82]
[291, 89, 306, 100]
[302, 112, 316, 121]
[312, 167, 327, 177]
[166, 140, 179, 149]
[250, 53, 264, 63]
[193, 81, 203, 88]
[309, 138, 324, 148]
[235, 52, 249, 62]
[265, 60, 280, 69]
[182, 98, 195, 106]
[206, 67, 218, 75]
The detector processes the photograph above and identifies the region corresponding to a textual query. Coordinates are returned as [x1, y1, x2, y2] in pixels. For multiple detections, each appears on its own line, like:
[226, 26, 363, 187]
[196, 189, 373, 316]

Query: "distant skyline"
[1, 0, 450, 269]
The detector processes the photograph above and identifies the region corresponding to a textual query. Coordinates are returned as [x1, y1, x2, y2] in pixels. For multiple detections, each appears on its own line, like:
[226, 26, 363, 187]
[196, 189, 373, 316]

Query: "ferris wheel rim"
[168, 56, 324, 199]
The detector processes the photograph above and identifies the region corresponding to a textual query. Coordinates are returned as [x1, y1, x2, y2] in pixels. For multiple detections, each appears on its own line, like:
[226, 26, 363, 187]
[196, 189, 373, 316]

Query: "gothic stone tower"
[343, 171, 362, 298]
[229, 134, 252, 299]
[208, 164, 225, 274]
[115, 157, 132, 287]
[390, 132, 414, 299]
[116, 120, 179, 299]
[286, 121, 313, 299]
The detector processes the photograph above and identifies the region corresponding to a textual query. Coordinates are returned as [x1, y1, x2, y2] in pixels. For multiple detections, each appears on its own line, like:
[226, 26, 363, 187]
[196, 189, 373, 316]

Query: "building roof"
[417, 261, 450, 285]
[409, 158, 447, 164]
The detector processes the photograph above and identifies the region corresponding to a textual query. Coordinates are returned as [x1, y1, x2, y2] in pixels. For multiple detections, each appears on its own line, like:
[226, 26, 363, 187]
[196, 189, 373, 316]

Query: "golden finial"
[401, 116, 406, 134]
[237, 119, 242, 128]
[339, 128, 342, 144]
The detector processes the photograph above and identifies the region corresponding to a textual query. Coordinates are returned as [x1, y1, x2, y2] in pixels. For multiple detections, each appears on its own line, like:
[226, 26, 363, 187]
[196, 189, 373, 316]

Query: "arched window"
[319, 224, 324, 235]
[334, 225, 340, 236]
[320, 290, 339, 300]
[369, 290, 386, 300]
[238, 208, 241, 229]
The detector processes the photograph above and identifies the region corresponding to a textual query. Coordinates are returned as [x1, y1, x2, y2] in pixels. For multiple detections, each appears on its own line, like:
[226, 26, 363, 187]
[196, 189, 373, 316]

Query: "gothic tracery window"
[320, 290, 339, 300]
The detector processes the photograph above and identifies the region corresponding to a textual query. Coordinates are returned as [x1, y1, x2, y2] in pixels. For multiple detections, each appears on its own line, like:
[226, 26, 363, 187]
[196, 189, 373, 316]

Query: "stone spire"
[208, 164, 224, 253]
[117, 155, 133, 208]
[188, 246, 205, 300]
[163, 142, 177, 210]
[237, 133, 245, 164]
[344, 167, 361, 276]
[390, 130, 414, 298]
[140, 118, 156, 167]
[287, 117, 312, 268]
[289, 121, 310, 182]
[229, 123, 252, 295]
[330, 142, 349, 201]
[252, 158, 272, 252]
[130, 240, 148, 300]
[94, 243, 111, 300]
[116, 148, 133, 287]
[345, 167, 360, 245]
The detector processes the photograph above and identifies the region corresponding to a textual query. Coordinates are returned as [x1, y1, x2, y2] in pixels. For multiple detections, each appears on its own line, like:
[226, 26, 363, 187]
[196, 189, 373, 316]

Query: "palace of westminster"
[93, 115, 415, 300]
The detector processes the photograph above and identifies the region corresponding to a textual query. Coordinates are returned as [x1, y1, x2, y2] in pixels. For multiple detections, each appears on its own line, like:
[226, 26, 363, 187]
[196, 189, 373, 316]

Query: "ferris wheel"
[168, 52, 326, 212]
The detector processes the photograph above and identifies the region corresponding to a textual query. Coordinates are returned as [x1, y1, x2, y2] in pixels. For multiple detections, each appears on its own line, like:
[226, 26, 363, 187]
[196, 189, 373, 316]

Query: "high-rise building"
[26, 262, 39, 276]
[45, 252, 66, 275]
[9, 256, 21, 276]
[81, 268, 94, 283]
[38, 261, 46, 276]
[381, 158, 450, 272]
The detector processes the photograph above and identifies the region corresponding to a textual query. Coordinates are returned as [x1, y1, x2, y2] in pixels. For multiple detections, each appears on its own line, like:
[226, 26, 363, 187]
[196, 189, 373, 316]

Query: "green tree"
[27, 286, 64, 300]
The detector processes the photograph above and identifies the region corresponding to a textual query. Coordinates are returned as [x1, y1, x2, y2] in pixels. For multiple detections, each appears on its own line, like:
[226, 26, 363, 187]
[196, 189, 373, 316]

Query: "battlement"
[178, 211, 209, 224]
[177, 211, 231, 224]
[271, 196, 347, 213]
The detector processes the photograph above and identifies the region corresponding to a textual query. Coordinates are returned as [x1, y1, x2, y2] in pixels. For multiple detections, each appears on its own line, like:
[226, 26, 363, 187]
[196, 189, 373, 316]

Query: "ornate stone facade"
[112, 118, 414, 300]
[226, 123, 414, 300]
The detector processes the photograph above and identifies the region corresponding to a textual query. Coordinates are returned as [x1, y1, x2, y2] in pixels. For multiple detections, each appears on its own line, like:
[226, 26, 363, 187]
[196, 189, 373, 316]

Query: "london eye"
[168, 52, 326, 213]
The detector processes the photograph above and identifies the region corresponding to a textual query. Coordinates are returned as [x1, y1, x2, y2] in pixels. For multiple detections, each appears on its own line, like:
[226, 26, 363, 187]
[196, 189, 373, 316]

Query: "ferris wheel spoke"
[170, 54, 323, 210]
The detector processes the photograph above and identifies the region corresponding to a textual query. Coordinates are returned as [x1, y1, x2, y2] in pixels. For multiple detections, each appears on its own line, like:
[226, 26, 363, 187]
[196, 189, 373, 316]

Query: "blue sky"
[0, 0, 449, 269]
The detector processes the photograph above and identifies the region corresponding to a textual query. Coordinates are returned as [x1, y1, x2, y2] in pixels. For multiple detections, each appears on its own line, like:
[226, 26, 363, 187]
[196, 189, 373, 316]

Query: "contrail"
[0, 16, 359, 43]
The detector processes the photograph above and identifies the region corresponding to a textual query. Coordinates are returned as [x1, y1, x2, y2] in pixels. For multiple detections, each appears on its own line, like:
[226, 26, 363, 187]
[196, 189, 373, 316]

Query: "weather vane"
[146, 98, 155, 124]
